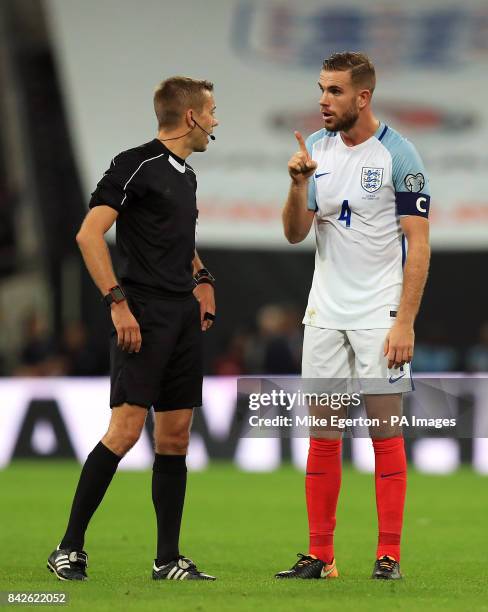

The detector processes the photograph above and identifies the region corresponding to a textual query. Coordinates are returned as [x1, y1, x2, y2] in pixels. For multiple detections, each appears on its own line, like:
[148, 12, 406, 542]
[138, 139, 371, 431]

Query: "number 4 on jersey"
[338, 199, 351, 228]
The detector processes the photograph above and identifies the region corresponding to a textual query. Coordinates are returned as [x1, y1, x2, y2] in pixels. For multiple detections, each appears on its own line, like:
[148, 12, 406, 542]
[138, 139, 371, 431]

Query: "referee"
[47, 77, 218, 581]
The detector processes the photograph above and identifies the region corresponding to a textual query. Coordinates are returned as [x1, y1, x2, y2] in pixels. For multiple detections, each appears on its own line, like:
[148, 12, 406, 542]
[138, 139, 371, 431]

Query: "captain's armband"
[396, 192, 430, 218]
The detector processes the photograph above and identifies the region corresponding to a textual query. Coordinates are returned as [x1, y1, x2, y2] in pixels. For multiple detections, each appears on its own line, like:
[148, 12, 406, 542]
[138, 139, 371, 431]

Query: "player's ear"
[357, 89, 371, 110]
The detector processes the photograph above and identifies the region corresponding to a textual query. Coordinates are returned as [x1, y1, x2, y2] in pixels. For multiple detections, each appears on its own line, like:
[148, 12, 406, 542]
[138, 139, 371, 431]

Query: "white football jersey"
[303, 122, 430, 330]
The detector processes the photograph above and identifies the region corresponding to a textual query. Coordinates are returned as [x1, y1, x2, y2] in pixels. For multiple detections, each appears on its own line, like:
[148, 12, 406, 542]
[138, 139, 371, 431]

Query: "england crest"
[361, 167, 384, 193]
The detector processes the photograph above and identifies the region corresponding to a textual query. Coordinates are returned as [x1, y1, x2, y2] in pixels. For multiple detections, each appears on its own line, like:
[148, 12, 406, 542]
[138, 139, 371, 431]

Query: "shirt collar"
[151, 138, 186, 167]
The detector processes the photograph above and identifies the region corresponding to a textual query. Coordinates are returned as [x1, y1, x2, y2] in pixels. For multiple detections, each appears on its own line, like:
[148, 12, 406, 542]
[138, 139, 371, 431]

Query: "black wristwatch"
[103, 285, 126, 307]
[194, 267, 216, 287]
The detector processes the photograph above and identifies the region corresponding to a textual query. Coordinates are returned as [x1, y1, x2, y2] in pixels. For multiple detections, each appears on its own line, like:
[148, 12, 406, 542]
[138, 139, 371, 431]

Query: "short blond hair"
[154, 76, 214, 129]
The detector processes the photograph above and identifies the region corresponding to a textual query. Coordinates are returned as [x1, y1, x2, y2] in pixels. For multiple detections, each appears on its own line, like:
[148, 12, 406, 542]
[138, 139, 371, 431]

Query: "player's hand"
[111, 301, 142, 353]
[193, 283, 216, 332]
[288, 131, 317, 183]
[383, 323, 414, 369]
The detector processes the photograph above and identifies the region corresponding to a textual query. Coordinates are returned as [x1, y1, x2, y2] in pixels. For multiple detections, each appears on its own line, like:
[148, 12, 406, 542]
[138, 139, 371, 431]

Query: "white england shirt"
[303, 122, 431, 330]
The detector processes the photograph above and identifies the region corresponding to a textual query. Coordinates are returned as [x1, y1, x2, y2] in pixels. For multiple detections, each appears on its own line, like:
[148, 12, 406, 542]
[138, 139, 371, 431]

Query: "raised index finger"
[294, 131, 309, 159]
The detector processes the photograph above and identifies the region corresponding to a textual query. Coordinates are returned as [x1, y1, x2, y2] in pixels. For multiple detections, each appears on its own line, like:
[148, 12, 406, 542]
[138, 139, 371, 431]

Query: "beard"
[325, 105, 359, 133]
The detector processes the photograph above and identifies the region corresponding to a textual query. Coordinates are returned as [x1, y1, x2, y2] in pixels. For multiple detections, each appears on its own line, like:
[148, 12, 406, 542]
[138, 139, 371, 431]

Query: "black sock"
[152, 454, 187, 565]
[60, 441, 121, 550]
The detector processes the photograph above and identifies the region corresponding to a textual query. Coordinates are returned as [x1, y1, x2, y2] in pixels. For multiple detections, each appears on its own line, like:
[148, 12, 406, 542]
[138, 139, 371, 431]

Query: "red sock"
[306, 437, 342, 564]
[372, 436, 407, 561]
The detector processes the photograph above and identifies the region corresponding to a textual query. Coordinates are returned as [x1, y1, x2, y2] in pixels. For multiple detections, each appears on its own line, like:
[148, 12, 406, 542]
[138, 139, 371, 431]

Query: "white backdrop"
[45, 0, 488, 249]
[1, 377, 487, 474]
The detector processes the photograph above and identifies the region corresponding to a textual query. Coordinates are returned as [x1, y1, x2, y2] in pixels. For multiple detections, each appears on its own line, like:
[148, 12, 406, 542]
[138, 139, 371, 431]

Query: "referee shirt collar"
[151, 138, 186, 168]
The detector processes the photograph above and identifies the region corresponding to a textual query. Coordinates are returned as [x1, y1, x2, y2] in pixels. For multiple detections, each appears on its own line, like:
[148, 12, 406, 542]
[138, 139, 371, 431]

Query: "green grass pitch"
[1, 461, 487, 611]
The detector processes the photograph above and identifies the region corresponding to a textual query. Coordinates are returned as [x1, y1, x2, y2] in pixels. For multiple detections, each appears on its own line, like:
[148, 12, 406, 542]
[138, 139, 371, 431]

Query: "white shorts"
[302, 325, 413, 394]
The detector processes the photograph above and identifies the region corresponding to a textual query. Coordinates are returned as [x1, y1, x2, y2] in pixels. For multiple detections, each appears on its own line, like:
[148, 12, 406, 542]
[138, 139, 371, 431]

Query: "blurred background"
[0, 0, 487, 473]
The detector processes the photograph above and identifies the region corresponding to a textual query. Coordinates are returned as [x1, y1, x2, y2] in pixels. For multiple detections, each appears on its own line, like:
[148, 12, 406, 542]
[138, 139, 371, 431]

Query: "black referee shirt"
[89, 139, 198, 296]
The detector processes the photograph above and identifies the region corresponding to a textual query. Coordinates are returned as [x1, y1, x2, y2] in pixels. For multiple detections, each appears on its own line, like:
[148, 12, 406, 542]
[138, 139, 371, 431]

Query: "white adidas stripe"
[173, 568, 183, 580]
[167, 566, 178, 579]
[179, 571, 188, 580]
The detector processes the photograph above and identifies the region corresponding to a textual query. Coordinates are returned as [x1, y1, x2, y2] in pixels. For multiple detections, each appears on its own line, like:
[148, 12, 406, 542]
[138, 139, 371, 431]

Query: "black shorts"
[109, 291, 203, 411]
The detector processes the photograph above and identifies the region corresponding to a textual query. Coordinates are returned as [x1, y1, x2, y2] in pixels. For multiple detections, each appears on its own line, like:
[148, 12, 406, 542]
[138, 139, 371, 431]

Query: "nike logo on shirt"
[315, 172, 331, 178]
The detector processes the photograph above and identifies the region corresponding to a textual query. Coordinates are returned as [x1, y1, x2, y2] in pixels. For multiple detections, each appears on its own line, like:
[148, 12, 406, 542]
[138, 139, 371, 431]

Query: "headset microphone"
[193, 119, 216, 141]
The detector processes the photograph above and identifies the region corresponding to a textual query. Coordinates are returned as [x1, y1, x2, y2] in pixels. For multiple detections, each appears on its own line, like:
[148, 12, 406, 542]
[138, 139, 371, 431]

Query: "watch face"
[196, 269, 215, 282]
[111, 287, 125, 303]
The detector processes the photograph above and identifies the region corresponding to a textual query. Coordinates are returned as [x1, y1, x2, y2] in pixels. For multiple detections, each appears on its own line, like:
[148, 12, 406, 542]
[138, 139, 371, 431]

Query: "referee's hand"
[111, 301, 142, 353]
[193, 283, 216, 332]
